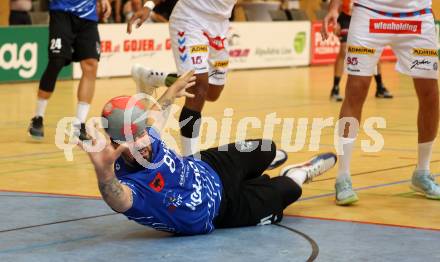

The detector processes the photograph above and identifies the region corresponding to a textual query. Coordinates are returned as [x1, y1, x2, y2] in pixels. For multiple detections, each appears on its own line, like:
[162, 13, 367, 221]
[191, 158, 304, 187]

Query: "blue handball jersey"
[115, 127, 223, 235]
[49, 0, 98, 21]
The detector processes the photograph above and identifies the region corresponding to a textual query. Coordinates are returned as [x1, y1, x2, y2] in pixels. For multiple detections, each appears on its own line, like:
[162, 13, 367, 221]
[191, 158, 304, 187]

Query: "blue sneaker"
[335, 176, 359, 206]
[267, 149, 288, 170]
[280, 152, 337, 183]
[410, 170, 440, 200]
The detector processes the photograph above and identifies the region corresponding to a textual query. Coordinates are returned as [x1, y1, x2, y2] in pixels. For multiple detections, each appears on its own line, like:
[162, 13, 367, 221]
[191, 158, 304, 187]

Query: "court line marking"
[0, 189, 100, 199]
[313, 160, 440, 182]
[300, 174, 439, 201]
[284, 214, 440, 232]
[0, 235, 98, 254]
[0, 213, 116, 234]
[275, 224, 319, 262]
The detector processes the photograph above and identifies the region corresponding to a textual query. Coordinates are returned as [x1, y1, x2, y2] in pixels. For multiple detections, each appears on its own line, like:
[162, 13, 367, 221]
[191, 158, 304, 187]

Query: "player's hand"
[100, 0, 112, 20]
[78, 137, 128, 175]
[127, 7, 151, 34]
[170, 70, 196, 98]
[321, 8, 339, 40]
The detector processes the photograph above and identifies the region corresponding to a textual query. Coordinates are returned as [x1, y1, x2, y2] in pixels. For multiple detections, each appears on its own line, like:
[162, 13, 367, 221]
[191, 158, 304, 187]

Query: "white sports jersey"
[177, 0, 236, 19]
[354, 0, 432, 13]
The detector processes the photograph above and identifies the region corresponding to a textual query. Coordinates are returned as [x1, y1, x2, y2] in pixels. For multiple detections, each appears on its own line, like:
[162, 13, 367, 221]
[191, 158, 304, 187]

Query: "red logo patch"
[369, 19, 422, 34]
[149, 173, 165, 192]
[203, 32, 225, 51]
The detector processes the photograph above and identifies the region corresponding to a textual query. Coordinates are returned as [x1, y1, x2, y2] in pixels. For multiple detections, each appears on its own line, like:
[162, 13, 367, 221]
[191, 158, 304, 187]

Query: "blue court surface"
[1, 192, 439, 262]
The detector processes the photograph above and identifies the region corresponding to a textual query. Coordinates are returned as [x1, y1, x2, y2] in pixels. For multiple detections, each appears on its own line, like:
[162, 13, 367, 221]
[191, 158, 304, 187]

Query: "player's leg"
[374, 63, 393, 98]
[335, 6, 384, 205]
[390, 13, 440, 199]
[331, 42, 346, 102]
[411, 78, 440, 199]
[331, 12, 350, 102]
[71, 16, 101, 140]
[205, 31, 229, 102]
[214, 152, 336, 228]
[200, 139, 284, 183]
[28, 11, 73, 139]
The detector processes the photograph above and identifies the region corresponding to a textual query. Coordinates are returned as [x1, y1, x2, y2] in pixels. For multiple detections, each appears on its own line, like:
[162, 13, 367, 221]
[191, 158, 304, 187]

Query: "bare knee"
[414, 79, 438, 103]
[344, 75, 371, 106]
[206, 84, 224, 102]
[80, 59, 98, 78]
[184, 73, 209, 111]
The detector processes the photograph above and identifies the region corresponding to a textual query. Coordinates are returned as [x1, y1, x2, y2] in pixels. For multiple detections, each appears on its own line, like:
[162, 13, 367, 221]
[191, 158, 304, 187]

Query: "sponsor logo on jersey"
[149, 172, 165, 192]
[412, 48, 438, 57]
[190, 45, 208, 53]
[185, 161, 203, 211]
[347, 46, 376, 55]
[411, 59, 432, 71]
[203, 32, 226, 51]
[369, 19, 422, 34]
[213, 60, 229, 68]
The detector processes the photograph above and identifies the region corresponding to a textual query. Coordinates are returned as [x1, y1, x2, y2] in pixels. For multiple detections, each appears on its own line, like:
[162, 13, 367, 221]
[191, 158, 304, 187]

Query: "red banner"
[311, 21, 396, 65]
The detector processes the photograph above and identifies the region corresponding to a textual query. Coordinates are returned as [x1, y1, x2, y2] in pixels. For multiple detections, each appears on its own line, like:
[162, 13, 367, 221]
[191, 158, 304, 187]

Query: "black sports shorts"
[200, 139, 302, 228]
[48, 11, 100, 63]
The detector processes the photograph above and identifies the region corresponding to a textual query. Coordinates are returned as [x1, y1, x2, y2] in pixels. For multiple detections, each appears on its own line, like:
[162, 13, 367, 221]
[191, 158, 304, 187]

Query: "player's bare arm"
[322, 0, 342, 40]
[100, 0, 112, 20]
[148, 70, 196, 130]
[126, 0, 163, 33]
[79, 139, 133, 213]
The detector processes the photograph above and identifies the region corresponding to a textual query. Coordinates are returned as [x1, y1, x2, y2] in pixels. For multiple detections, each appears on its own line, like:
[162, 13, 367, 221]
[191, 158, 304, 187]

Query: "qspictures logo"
[369, 19, 422, 34]
[0, 42, 38, 78]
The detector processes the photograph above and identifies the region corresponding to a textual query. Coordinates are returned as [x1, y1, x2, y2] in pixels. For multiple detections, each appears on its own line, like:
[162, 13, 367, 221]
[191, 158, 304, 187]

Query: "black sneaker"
[375, 86, 393, 99]
[330, 87, 343, 102]
[28, 116, 44, 140]
[74, 123, 91, 141]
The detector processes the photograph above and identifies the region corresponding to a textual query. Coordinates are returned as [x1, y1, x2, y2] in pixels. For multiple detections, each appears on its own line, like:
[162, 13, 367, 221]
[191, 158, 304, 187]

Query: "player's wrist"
[144, 0, 156, 11]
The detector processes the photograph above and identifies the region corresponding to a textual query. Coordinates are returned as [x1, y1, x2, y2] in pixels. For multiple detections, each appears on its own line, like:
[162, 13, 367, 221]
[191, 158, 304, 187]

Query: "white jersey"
[177, 0, 236, 19]
[354, 0, 432, 13]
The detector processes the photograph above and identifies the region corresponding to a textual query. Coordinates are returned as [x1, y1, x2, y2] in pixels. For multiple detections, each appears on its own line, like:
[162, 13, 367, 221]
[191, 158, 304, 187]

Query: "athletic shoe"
[335, 176, 359, 205]
[131, 63, 166, 95]
[375, 86, 393, 99]
[280, 152, 337, 183]
[73, 123, 91, 141]
[330, 87, 343, 102]
[267, 149, 288, 170]
[410, 170, 440, 200]
[28, 116, 44, 140]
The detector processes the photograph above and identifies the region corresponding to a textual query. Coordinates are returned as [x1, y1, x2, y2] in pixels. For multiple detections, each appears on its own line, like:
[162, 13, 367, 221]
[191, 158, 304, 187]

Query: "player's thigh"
[169, 18, 209, 76]
[337, 12, 351, 43]
[345, 7, 385, 76]
[206, 21, 229, 87]
[48, 11, 74, 62]
[391, 15, 439, 80]
[72, 18, 101, 62]
[215, 175, 301, 228]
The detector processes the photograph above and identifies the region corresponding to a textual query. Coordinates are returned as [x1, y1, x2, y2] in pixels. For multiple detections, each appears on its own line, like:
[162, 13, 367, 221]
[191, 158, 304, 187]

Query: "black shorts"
[200, 139, 302, 229]
[337, 12, 351, 43]
[48, 11, 100, 63]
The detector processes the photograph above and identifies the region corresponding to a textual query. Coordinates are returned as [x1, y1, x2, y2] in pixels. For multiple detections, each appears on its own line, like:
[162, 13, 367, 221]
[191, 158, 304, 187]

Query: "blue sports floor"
[1, 192, 439, 262]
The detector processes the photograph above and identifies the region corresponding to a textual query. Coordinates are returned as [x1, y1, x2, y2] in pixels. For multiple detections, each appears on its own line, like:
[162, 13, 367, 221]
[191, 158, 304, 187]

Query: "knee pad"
[39, 58, 66, 93]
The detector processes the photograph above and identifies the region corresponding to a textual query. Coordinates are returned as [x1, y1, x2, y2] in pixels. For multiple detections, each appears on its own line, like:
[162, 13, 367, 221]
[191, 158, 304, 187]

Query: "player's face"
[113, 131, 153, 164]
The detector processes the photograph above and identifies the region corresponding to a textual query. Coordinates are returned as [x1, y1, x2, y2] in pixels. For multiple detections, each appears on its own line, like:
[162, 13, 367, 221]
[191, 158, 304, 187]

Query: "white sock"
[285, 169, 307, 187]
[417, 141, 434, 172]
[337, 137, 356, 180]
[181, 136, 199, 156]
[76, 102, 90, 124]
[35, 98, 48, 117]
